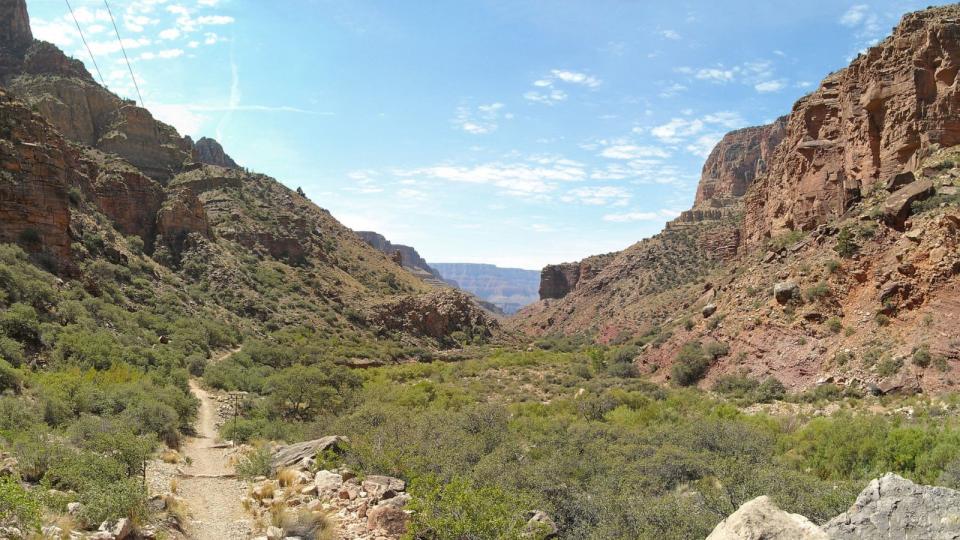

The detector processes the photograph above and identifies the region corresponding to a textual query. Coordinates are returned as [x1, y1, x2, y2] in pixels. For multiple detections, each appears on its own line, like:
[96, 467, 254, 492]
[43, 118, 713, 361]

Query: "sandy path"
[171, 347, 254, 539]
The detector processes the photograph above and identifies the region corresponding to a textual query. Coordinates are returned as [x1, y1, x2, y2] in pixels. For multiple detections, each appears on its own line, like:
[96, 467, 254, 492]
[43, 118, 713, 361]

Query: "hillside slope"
[513, 4, 960, 393]
[0, 0, 495, 355]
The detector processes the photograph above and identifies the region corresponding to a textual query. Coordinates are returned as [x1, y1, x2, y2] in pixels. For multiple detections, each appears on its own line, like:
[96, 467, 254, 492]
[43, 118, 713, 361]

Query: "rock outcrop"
[0, 88, 76, 272]
[694, 118, 788, 208]
[538, 254, 614, 300]
[0, 0, 31, 53]
[706, 496, 828, 540]
[745, 5, 960, 245]
[370, 289, 498, 341]
[824, 473, 960, 539]
[355, 231, 447, 285]
[191, 136, 239, 169]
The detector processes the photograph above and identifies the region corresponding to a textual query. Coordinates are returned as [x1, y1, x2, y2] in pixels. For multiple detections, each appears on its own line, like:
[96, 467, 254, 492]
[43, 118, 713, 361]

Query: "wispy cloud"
[602, 209, 680, 222]
[525, 68, 601, 105]
[453, 102, 511, 134]
[561, 186, 631, 206]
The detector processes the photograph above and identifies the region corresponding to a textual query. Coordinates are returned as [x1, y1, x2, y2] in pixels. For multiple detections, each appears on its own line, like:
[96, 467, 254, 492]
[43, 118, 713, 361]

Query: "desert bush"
[407, 476, 532, 540]
[834, 227, 859, 258]
[0, 476, 40, 532]
[77, 479, 147, 526]
[236, 445, 272, 479]
[672, 342, 710, 386]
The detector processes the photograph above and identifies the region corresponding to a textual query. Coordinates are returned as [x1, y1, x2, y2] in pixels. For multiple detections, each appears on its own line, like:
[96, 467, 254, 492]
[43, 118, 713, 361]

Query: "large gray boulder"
[824, 472, 960, 539]
[706, 496, 828, 540]
[270, 435, 346, 472]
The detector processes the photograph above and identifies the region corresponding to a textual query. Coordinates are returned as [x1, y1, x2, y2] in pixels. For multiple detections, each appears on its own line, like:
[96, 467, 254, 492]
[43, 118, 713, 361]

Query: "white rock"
[706, 496, 828, 540]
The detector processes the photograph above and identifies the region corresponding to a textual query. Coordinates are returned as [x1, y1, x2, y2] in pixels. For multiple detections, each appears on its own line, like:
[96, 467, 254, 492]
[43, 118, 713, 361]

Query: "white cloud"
[197, 0, 220, 5]
[149, 103, 207, 136]
[659, 82, 687, 98]
[194, 15, 234, 25]
[651, 118, 704, 143]
[561, 186, 631, 206]
[840, 4, 868, 26]
[755, 79, 785, 93]
[158, 48, 184, 58]
[550, 69, 602, 88]
[660, 29, 681, 40]
[524, 89, 567, 105]
[686, 133, 725, 158]
[599, 145, 670, 160]
[159, 27, 181, 39]
[650, 111, 745, 144]
[454, 102, 508, 135]
[695, 68, 735, 82]
[399, 156, 586, 198]
[602, 208, 678, 222]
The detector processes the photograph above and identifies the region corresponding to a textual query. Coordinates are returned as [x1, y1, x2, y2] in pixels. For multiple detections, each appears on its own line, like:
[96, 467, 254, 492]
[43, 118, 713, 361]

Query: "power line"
[103, 0, 145, 108]
[64, 0, 106, 86]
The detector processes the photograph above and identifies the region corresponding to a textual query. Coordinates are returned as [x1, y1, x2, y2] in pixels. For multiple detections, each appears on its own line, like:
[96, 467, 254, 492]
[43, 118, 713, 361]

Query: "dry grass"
[273, 508, 335, 540]
[160, 449, 181, 464]
[277, 468, 300, 488]
[164, 494, 191, 527]
[170, 477, 180, 494]
[251, 482, 275, 501]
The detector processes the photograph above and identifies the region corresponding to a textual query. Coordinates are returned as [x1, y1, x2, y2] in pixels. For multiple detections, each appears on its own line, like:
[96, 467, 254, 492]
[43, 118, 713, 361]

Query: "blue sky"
[28, 0, 931, 269]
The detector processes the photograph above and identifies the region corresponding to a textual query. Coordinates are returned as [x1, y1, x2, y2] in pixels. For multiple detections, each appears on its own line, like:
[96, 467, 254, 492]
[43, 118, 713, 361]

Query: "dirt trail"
[176, 348, 254, 539]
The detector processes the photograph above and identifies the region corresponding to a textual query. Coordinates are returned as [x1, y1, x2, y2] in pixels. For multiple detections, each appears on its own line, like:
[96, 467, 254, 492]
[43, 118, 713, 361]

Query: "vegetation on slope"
[215, 335, 960, 539]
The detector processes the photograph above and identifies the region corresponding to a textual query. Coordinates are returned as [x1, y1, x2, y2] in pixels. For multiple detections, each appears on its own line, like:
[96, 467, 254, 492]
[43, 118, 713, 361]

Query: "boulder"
[824, 473, 960, 539]
[270, 436, 346, 472]
[314, 470, 343, 495]
[882, 179, 934, 230]
[885, 171, 916, 192]
[361, 475, 406, 501]
[773, 281, 799, 305]
[366, 494, 411, 535]
[702, 304, 717, 318]
[265, 525, 284, 540]
[706, 496, 828, 540]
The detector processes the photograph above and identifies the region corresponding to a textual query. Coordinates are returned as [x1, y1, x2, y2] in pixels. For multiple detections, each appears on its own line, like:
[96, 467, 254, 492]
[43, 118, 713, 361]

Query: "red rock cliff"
[694, 118, 787, 208]
[745, 5, 960, 245]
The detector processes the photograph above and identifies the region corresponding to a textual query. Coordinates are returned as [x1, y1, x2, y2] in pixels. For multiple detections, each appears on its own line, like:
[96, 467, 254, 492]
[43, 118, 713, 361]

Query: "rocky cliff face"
[694, 118, 787, 209]
[355, 231, 448, 285]
[538, 254, 614, 300]
[0, 88, 74, 272]
[0, 0, 30, 53]
[745, 5, 960, 245]
[191, 136, 239, 169]
[0, 2, 192, 183]
[515, 5, 960, 394]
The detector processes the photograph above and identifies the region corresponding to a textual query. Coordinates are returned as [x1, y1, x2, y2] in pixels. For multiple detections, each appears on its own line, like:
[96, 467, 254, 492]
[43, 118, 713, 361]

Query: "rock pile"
[246, 459, 411, 540]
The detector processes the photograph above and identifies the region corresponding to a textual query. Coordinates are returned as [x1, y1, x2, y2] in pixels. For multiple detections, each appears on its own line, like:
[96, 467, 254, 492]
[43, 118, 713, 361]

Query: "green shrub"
[826, 317, 843, 334]
[407, 476, 532, 540]
[77, 479, 147, 526]
[877, 357, 903, 378]
[824, 259, 841, 274]
[0, 476, 40, 532]
[236, 445, 272, 479]
[912, 345, 932, 368]
[0, 359, 21, 394]
[804, 282, 831, 302]
[672, 342, 710, 386]
[834, 227, 859, 258]
[0, 303, 40, 342]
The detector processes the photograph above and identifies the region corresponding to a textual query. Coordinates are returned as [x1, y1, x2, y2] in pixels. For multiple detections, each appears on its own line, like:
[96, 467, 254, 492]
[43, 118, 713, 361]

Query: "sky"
[27, 0, 933, 269]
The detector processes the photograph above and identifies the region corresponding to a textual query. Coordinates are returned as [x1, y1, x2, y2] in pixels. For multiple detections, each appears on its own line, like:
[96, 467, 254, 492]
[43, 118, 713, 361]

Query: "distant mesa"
[431, 263, 540, 315]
